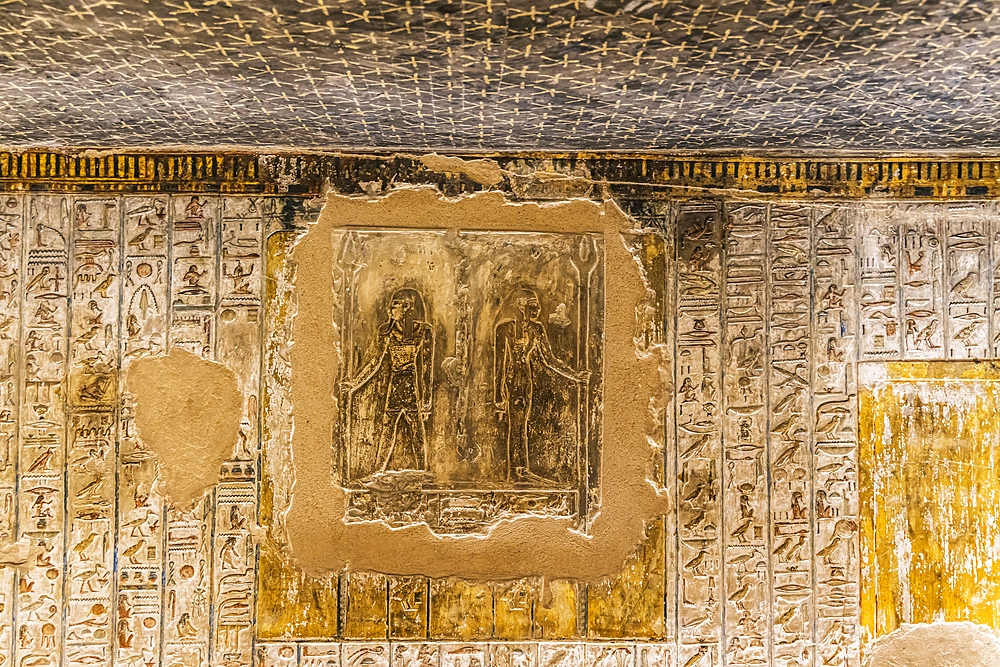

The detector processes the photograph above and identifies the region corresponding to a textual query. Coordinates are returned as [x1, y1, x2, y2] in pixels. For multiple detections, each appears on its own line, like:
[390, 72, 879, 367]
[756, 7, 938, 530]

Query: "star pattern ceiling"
[0, 0, 998, 150]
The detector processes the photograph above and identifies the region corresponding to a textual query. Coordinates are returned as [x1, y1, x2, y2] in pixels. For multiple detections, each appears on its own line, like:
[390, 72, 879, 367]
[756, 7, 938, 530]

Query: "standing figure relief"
[494, 288, 590, 485]
[344, 288, 434, 480]
[335, 230, 603, 532]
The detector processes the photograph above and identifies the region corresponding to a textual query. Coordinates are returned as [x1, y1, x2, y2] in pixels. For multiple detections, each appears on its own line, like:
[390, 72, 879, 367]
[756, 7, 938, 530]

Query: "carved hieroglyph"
[334, 230, 603, 533]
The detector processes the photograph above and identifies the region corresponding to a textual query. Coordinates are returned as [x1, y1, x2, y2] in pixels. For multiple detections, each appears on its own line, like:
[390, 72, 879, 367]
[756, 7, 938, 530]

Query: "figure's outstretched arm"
[347, 339, 387, 395]
[533, 322, 589, 383]
[494, 323, 507, 409]
[416, 322, 433, 412]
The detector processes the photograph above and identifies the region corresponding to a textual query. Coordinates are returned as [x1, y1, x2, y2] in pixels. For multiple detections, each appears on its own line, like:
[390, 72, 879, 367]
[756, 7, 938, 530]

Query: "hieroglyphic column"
[720, 203, 768, 667]
[660, 203, 677, 667]
[858, 205, 901, 360]
[898, 205, 944, 358]
[991, 202, 1000, 357]
[163, 195, 219, 667]
[674, 202, 723, 667]
[211, 196, 264, 667]
[16, 196, 69, 667]
[0, 193, 22, 667]
[813, 206, 859, 667]
[65, 196, 120, 667]
[766, 205, 813, 666]
[942, 203, 989, 358]
[117, 194, 171, 667]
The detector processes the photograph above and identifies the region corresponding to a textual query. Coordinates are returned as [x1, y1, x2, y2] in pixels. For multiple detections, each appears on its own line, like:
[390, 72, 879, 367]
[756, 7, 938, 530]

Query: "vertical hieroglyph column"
[65, 196, 120, 667]
[720, 203, 768, 667]
[813, 206, 859, 667]
[858, 205, 901, 361]
[210, 196, 264, 667]
[15, 196, 69, 667]
[899, 205, 944, 359]
[117, 194, 171, 667]
[991, 202, 1000, 357]
[661, 204, 677, 667]
[0, 193, 22, 667]
[766, 205, 813, 666]
[674, 202, 723, 667]
[162, 194, 219, 667]
[942, 203, 989, 359]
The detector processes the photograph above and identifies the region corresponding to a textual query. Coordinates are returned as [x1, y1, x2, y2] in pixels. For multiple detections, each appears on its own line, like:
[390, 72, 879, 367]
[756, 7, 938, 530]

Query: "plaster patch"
[865, 622, 1000, 667]
[284, 187, 669, 581]
[0, 538, 42, 569]
[127, 348, 242, 510]
[419, 154, 505, 187]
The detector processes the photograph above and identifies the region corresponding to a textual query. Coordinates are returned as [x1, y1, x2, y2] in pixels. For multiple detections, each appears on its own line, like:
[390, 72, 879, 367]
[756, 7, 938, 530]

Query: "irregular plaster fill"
[127, 348, 242, 510]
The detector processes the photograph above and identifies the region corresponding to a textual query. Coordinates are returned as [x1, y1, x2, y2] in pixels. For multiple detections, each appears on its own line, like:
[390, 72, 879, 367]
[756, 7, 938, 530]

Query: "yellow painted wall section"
[861, 362, 1000, 644]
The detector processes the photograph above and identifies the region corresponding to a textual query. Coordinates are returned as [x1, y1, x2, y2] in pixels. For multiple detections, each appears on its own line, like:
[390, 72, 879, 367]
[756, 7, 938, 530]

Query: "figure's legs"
[501, 394, 512, 483]
[381, 408, 428, 471]
[510, 394, 529, 477]
[387, 412, 400, 471]
[378, 409, 407, 473]
[413, 411, 427, 470]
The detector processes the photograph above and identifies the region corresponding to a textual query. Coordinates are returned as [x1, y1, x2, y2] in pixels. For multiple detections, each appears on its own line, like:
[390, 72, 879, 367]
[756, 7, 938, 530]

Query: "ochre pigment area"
[127, 348, 242, 510]
[861, 362, 1000, 643]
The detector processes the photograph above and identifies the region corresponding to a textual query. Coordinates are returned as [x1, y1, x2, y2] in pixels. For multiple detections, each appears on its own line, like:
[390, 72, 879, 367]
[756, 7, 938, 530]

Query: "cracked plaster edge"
[417, 153, 506, 187]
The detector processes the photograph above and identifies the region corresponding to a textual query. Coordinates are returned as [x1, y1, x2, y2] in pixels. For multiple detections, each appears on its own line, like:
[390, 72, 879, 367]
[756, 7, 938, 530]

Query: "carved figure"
[74, 204, 91, 229]
[951, 270, 977, 299]
[182, 264, 206, 288]
[184, 196, 205, 220]
[494, 289, 589, 483]
[346, 289, 433, 479]
[224, 259, 254, 294]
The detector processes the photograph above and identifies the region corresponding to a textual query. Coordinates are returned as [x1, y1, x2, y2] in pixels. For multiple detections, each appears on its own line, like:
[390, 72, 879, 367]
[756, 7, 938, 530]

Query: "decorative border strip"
[257, 641, 670, 667]
[1, 151, 1000, 198]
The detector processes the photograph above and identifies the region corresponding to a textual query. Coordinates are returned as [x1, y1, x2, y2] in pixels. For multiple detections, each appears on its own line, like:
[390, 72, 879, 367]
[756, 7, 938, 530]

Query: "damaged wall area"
[860, 362, 1000, 641]
[281, 188, 669, 582]
[3, 151, 1000, 667]
[865, 622, 1000, 667]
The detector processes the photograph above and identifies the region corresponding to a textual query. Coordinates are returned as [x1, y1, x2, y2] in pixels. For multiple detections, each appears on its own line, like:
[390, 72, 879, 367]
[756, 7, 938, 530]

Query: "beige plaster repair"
[127, 348, 242, 510]
[283, 186, 669, 581]
[865, 622, 1000, 667]
[0, 538, 41, 569]
[418, 154, 506, 187]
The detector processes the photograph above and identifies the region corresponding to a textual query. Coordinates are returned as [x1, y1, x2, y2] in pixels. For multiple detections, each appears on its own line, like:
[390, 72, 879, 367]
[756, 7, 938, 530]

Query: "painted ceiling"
[0, 0, 996, 151]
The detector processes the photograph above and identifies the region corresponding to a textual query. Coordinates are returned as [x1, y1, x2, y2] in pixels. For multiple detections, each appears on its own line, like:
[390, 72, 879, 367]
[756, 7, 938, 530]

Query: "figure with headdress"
[494, 288, 589, 484]
[345, 288, 434, 479]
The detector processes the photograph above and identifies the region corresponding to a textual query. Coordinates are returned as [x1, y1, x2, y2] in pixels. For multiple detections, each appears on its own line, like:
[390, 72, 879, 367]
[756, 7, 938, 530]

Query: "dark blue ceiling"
[0, 0, 995, 150]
